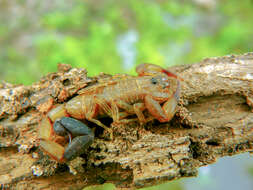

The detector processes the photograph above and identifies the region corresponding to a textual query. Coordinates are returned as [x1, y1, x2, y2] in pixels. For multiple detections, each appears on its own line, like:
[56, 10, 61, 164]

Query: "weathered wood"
[0, 53, 253, 189]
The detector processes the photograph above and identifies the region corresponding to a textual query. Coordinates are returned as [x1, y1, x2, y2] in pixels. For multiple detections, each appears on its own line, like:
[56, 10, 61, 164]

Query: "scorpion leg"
[86, 98, 114, 139]
[144, 94, 178, 122]
[114, 100, 135, 114]
[110, 100, 120, 122]
[162, 94, 178, 121]
[124, 102, 154, 124]
[111, 100, 147, 125]
[40, 117, 94, 162]
[115, 100, 147, 123]
[144, 95, 169, 122]
[67, 95, 114, 139]
[133, 103, 146, 124]
[110, 100, 136, 122]
[87, 116, 113, 139]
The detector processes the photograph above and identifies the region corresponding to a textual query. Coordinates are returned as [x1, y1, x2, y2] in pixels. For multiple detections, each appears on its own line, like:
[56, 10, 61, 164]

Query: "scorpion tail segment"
[136, 63, 164, 76]
[38, 117, 53, 140]
[63, 135, 94, 161]
[40, 140, 65, 162]
[161, 69, 180, 80]
[136, 63, 183, 81]
[47, 104, 69, 122]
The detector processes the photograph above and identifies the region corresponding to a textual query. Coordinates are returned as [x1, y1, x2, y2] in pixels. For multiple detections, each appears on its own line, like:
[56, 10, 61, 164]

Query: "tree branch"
[0, 53, 253, 189]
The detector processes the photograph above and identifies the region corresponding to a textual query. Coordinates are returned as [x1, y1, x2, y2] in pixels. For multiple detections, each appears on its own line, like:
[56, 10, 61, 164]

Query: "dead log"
[0, 53, 253, 190]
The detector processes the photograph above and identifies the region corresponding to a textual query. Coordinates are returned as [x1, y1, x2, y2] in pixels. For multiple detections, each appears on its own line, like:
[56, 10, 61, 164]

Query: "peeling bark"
[0, 53, 253, 190]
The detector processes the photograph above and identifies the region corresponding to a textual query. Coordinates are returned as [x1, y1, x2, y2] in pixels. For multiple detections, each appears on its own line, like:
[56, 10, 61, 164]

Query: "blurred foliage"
[1, 0, 253, 85]
[248, 165, 253, 177]
[82, 180, 183, 190]
[83, 183, 116, 190]
[140, 180, 183, 190]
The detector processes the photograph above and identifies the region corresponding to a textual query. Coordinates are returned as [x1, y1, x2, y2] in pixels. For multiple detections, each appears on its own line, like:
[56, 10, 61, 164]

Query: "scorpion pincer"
[38, 63, 181, 162]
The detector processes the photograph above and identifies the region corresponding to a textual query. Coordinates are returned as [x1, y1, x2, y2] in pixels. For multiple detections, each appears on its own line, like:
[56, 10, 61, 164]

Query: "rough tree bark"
[0, 53, 253, 190]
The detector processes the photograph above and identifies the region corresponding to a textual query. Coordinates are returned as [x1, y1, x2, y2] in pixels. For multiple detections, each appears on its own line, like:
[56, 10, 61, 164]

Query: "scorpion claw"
[40, 117, 94, 162]
[64, 135, 94, 161]
[54, 117, 94, 137]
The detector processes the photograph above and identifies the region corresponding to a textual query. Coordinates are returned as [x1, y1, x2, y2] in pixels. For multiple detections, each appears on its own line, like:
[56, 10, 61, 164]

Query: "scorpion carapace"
[38, 63, 181, 162]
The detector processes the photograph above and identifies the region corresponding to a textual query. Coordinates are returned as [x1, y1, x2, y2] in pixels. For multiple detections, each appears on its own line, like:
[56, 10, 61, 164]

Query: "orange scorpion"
[38, 63, 181, 162]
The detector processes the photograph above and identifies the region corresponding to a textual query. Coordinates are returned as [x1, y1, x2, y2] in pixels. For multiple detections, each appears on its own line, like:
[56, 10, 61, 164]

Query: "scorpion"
[38, 63, 181, 162]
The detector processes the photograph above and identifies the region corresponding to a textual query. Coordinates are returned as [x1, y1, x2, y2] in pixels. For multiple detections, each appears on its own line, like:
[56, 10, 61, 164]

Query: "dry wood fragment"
[0, 53, 253, 190]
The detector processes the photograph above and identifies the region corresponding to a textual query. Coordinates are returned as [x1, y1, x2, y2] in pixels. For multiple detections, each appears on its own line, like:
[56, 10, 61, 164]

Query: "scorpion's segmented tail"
[136, 63, 183, 80]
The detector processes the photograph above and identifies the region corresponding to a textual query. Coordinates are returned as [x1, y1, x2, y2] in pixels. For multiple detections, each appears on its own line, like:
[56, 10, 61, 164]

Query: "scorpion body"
[38, 64, 181, 162]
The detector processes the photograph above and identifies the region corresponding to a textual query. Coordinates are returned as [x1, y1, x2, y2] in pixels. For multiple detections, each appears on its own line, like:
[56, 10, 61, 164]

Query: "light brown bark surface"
[0, 53, 253, 189]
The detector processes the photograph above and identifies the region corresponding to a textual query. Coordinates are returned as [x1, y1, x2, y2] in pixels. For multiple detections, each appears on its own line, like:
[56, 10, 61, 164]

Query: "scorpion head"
[137, 63, 181, 101]
[150, 75, 171, 89]
[140, 74, 179, 102]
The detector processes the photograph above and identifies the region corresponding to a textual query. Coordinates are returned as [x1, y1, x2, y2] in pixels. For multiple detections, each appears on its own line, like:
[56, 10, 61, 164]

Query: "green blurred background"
[1, 0, 253, 190]
[1, 0, 253, 85]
